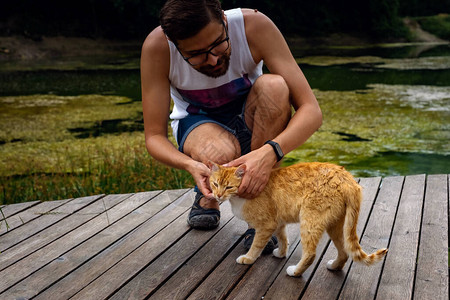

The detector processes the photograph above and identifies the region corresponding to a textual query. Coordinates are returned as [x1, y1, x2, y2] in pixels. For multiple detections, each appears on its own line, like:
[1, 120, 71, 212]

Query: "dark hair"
[160, 0, 223, 44]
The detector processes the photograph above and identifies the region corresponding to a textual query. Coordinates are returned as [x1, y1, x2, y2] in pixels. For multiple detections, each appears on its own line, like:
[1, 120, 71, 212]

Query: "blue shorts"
[176, 104, 252, 156]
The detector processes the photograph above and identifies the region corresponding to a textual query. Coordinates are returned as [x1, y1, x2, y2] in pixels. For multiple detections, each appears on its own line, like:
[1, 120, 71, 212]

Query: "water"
[0, 42, 449, 177]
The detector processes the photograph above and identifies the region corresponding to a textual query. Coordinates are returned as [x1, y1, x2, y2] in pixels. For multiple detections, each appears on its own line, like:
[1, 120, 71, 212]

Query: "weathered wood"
[376, 174, 425, 299]
[185, 241, 250, 300]
[0, 192, 157, 294]
[148, 215, 248, 300]
[0, 198, 71, 235]
[414, 174, 449, 300]
[0, 200, 41, 220]
[0, 174, 447, 300]
[263, 235, 330, 300]
[338, 176, 404, 299]
[68, 193, 196, 300]
[226, 223, 302, 300]
[110, 199, 236, 299]
[3, 189, 188, 299]
[300, 176, 384, 299]
[0, 194, 107, 268]
[34, 189, 192, 300]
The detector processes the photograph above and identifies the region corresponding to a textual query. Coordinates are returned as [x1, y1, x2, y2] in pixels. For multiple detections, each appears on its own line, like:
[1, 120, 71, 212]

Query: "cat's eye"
[225, 186, 233, 190]
[213, 182, 218, 187]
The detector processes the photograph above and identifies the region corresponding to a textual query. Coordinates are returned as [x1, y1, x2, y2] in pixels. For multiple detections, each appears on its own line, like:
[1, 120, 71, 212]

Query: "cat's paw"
[236, 255, 255, 265]
[326, 259, 345, 271]
[286, 266, 299, 277]
[272, 248, 286, 258]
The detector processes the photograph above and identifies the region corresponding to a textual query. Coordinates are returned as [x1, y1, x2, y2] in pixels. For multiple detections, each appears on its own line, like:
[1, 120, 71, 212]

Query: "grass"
[0, 138, 194, 205]
[0, 93, 195, 205]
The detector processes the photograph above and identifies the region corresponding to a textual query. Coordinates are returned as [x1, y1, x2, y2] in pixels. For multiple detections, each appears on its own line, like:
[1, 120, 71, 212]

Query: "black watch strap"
[264, 140, 284, 162]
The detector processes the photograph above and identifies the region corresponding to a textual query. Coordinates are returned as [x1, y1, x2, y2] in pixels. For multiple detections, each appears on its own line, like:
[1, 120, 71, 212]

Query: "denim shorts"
[176, 103, 252, 156]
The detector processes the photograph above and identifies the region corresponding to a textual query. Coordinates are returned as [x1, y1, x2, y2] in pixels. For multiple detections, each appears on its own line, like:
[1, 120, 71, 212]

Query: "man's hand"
[186, 160, 213, 198]
[225, 145, 277, 198]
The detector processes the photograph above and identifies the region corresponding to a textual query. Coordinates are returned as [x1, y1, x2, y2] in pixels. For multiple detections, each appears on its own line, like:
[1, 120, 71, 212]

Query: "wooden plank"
[300, 176, 386, 299]
[68, 192, 200, 300]
[0, 192, 156, 294]
[185, 238, 251, 300]
[262, 235, 330, 300]
[0, 200, 41, 220]
[0, 198, 72, 235]
[35, 190, 194, 300]
[148, 215, 248, 299]
[376, 174, 425, 299]
[338, 176, 404, 299]
[1, 201, 42, 232]
[2, 189, 188, 299]
[414, 174, 448, 300]
[0, 194, 106, 266]
[225, 224, 302, 300]
[110, 198, 237, 299]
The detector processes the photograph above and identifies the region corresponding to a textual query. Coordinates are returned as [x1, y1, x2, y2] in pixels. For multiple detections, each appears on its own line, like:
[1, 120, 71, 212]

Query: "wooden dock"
[0, 174, 448, 299]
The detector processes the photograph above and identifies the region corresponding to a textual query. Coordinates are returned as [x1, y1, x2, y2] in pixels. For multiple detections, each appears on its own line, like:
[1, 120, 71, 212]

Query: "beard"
[195, 51, 231, 78]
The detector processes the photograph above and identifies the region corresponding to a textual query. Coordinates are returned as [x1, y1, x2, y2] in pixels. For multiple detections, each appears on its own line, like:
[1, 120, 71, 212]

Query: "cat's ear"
[207, 160, 219, 172]
[235, 165, 246, 178]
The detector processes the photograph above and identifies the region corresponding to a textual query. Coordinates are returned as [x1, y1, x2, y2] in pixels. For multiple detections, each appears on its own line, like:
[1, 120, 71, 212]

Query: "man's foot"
[243, 228, 278, 254]
[187, 192, 220, 230]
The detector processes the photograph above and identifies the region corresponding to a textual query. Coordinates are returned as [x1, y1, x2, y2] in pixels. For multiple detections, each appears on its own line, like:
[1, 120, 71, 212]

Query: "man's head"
[160, 0, 223, 43]
[160, 0, 231, 78]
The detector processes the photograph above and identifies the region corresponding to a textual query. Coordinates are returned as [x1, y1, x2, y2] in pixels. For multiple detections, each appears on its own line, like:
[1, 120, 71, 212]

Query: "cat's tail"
[343, 184, 388, 266]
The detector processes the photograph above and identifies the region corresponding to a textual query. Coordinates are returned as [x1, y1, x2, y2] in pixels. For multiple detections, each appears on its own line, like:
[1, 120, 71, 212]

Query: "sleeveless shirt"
[167, 8, 263, 139]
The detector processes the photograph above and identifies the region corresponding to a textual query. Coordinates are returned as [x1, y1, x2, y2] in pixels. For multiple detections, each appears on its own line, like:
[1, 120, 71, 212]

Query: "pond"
[0, 42, 449, 185]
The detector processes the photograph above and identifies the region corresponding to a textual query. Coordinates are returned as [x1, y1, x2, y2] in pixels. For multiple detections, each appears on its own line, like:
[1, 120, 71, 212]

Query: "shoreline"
[0, 33, 416, 63]
[1, 15, 447, 62]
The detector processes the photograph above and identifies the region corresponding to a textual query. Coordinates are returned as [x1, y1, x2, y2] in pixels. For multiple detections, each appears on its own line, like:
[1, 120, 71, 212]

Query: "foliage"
[0, 143, 194, 205]
[3, 0, 448, 40]
[415, 14, 450, 40]
[399, 0, 450, 17]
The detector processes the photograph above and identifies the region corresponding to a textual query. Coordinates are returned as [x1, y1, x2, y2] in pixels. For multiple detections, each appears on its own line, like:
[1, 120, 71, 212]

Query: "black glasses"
[176, 21, 230, 66]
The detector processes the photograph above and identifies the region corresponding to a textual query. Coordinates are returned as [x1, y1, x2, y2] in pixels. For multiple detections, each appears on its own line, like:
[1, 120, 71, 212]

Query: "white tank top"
[167, 8, 263, 139]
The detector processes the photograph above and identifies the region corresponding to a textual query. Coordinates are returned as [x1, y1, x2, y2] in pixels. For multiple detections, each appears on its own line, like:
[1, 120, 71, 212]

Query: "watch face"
[265, 140, 283, 161]
[275, 144, 282, 155]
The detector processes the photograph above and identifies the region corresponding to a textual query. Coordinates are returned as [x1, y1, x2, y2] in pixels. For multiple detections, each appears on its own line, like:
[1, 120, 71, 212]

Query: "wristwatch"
[264, 140, 284, 162]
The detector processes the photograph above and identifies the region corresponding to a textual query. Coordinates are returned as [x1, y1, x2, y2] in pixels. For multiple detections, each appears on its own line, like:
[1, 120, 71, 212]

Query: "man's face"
[176, 19, 231, 78]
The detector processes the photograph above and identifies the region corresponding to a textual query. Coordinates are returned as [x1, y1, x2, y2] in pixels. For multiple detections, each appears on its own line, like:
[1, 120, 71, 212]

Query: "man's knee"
[183, 124, 240, 164]
[246, 75, 291, 130]
[254, 74, 289, 101]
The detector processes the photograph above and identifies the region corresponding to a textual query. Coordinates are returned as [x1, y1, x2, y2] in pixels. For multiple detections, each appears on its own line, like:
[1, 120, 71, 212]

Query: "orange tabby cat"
[209, 162, 387, 277]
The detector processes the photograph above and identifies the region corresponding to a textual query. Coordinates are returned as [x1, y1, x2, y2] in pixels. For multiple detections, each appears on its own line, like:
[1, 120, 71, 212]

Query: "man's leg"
[242, 74, 291, 250]
[245, 74, 291, 150]
[183, 122, 241, 228]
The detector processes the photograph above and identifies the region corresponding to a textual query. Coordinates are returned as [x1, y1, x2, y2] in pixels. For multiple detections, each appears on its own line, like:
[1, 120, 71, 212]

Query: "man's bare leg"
[245, 74, 291, 151]
[242, 74, 291, 250]
[183, 122, 241, 210]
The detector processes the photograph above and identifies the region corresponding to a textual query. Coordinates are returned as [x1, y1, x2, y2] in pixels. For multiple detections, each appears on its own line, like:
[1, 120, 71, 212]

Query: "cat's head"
[208, 162, 245, 202]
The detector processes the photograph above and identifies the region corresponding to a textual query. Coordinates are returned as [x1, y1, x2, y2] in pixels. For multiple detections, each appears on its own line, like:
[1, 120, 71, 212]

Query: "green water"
[0, 42, 449, 178]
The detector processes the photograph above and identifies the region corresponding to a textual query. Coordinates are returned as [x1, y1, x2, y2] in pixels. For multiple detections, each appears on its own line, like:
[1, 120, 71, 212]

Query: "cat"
[208, 162, 388, 277]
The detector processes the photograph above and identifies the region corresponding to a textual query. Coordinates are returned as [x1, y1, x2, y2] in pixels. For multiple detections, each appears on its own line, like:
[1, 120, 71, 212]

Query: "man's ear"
[235, 165, 246, 178]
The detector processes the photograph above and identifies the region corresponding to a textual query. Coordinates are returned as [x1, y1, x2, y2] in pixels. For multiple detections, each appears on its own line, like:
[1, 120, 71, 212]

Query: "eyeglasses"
[176, 21, 230, 66]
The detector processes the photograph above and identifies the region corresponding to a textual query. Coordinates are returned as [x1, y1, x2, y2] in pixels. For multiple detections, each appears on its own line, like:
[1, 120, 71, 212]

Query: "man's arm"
[245, 10, 322, 153]
[227, 10, 322, 198]
[141, 27, 212, 197]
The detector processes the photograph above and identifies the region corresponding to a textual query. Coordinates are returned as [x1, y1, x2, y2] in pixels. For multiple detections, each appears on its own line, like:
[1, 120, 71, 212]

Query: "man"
[141, 0, 322, 250]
